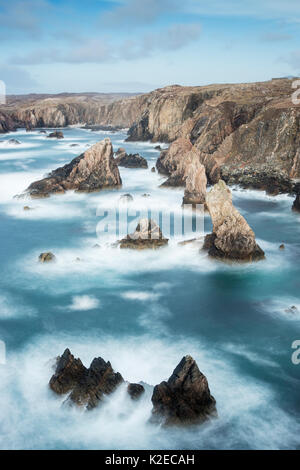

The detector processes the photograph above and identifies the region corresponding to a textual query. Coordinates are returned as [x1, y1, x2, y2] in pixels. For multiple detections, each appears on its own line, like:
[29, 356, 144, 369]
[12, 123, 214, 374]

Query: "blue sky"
[0, 0, 300, 94]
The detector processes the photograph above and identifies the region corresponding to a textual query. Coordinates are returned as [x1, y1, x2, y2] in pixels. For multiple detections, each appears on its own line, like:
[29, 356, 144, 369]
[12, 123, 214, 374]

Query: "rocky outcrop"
[49, 348, 124, 410]
[204, 180, 265, 261]
[151, 355, 216, 426]
[119, 219, 168, 250]
[115, 148, 148, 168]
[39, 252, 56, 263]
[127, 383, 145, 400]
[47, 131, 64, 139]
[157, 138, 202, 187]
[293, 194, 300, 212]
[182, 160, 207, 207]
[24, 138, 122, 198]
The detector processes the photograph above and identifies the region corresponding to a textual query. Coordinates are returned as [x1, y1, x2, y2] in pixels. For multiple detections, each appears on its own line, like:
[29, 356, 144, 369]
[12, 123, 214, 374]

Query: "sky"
[0, 0, 300, 94]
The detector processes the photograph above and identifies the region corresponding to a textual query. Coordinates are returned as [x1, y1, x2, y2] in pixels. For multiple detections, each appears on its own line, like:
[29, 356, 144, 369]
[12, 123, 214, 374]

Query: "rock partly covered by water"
[119, 219, 168, 250]
[182, 160, 207, 207]
[115, 148, 148, 168]
[39, 252, 56, 263]
[49, 348, 124, 410]
[204, 180, 265, 261]
[293, 194, 300, 212]
[47, 131, 64, 139]
[127, 383, 145, 400]
[25, 138, 122, 198]
[151, 355, 216, 426]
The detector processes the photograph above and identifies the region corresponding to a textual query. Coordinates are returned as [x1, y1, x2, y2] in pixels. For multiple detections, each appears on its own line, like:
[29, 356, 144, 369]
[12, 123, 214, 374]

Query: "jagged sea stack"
[151, 355, 216, 426]
[24, 138, 122, 198]
[49, 348, 124, 410]
[204, 180, 265, 261]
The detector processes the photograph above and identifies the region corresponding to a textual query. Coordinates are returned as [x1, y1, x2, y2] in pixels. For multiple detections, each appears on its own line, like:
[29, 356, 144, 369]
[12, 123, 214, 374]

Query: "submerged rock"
[151, 355, 216, 426]
[23, 206, 31, 211]
[182, 160, 207, 207]
[47, 131, 64, 139]
[24, 138, 122, 198]
[292, 194, 300, 212]
[119, 219, 168, 250]
[115, 148, 148, 169]
[8, 139, 21, 145]
[127, 383, 145, 400]
[39, 252, 56, 263]
[204, 180, 265, 261]
[49, 348, 124, 410]
[119, 193, 133, 203]
[151, 167, 156, 173]
[279, 244, 285, 250]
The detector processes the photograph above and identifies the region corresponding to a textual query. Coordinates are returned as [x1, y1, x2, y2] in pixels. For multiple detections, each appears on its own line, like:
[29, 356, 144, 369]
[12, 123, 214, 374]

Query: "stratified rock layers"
[25, 138, 121, 198]
[151, 355, 216, 426]
[204, 180, 265, 261]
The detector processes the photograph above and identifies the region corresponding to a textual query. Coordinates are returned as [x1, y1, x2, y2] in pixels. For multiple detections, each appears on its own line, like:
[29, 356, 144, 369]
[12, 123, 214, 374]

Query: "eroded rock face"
[25, 138, 122, 198]
[182, 160, 207, 207]
[119, 219, 168, 250]
[156, 138, 200, 186]
[204, 180, 265, 261]
[49, 349, 124, 410]
[151, 355, 216, 426]
[293, 194, 300, 212]
[115, 148, 148, 168]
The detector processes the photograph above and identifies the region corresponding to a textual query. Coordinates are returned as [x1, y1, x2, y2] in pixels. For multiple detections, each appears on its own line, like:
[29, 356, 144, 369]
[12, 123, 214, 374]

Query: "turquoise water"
[0, 127, 299, 450]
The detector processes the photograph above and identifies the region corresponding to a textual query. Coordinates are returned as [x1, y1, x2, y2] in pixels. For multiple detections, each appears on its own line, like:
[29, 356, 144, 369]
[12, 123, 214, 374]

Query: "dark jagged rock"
[39, 252, 56, 263]
[279, 244, 285, 250]
[8, 139, 21, 145]
[115, 148, 148, 169]
[49, 349, 124, 410]
[154, 145, 162, 150]
[127, 383, 145, 400]
[47, 131, 64, 139]
[204, 180, 265, 261]
[293, 194, 300, 212]
[24, 138, 122, 198]
[151, 355, 216, 426]
[119, 219, 168, 250]
[49, 348, 86, 394]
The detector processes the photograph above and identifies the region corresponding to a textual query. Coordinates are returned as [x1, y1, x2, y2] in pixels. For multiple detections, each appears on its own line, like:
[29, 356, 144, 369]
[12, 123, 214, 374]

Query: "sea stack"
[204, 180, 265, 261]
[119, 218, 168, 250]
[151, 355, 216, 426]
[24, 138, 122, 198]
[49, 349, 124, 410]
[182, 160, 207, 207]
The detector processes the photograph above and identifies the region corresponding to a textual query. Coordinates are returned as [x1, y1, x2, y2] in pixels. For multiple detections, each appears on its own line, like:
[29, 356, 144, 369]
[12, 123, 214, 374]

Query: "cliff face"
[0, 92, 141, 132]
[2, 79, 300, 194]
[130, 79, 300, 193]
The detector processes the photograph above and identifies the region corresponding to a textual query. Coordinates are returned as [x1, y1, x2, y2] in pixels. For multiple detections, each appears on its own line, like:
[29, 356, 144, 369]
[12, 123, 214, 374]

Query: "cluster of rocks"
[23, 138, 122, 198]
[49, 349, 216, 426]
[114, 148, 148, 169]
